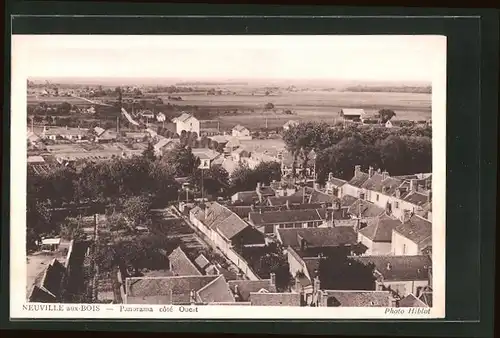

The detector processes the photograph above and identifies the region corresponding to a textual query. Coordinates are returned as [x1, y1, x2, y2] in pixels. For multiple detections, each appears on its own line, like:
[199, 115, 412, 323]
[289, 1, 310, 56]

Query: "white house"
[351, 255, 432, 299]
[340, 109, 365, 122]
[173, 113, 200, 136]
[283, 120, 299, 131]
[154, 138, 180, 157]
[232, 125, 251, 139]
[341, 165, 370, 199]
[41, 126, 87, 141]
[357, 214, 401, 255]
[191, 148, 222, 169]
[391, 212, 432, 256]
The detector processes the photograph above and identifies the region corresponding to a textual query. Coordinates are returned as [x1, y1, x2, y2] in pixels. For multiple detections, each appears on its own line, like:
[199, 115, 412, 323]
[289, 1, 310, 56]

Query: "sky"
[12, 35, 446, 83]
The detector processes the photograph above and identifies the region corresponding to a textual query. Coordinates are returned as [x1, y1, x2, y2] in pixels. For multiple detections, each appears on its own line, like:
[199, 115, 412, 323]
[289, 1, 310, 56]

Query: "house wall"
[366, 191, 391, 211]
[390, 198, 424, 220]
[391, 231, 419, 256]
[176, 119, 200, 135]
[342, 184, 361, 199]
[271, 220, 323, 235]
[287, 250, 308, 280]
[357, 233, 392, 255]
[377, 280, 429, 298]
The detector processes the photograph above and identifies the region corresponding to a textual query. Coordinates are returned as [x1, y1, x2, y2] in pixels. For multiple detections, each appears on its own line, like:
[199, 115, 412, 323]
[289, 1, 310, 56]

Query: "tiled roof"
[29, 285, 56, 302]
[43, 127, 88, 136]
[40, 259, 66, 299]
[93, 126, 106, 136]
[303, 258, 321, 281]
[277, 227, 357, 249]
[399, 293, 429, 307]
[418, 287, 433, 307]
[203, 202, 236, 229]
[233, 124, 249, 132]
[174, 113, 195, 123]
[249, 209, 327, 226]
[168, 247, 202, 276]
[196, 275, 235, 303]
[394, 215, 432, 248]
[125, 275, 218, 304]
[154, 138, 178, 150]
[348, 199, 385, 218]
[319, 290, 391, 307]
[328, 177, 347, 187]
[268, 195, 305, 206]
[402, 191, 430, 207]
[201, 202, 250, 240]
[257, 186, 276, 196]
[362, 173, 403, 196]
[350, 255, 432, 282]
[228, 205, 282, 218]
[289, 203, 326, 211]
[214, 212, 249, 240]
[341, 195, 358, 207]
[194, 254, 211, 271]
[358, 214, 401, 242]
[308, 190, 339, 204]
[27, 156, 45, 164]
[191, 148, 220, 161]
[347, 172, 370, 188]
[250, 292, 301, 306]
[228, 279, 276, 301]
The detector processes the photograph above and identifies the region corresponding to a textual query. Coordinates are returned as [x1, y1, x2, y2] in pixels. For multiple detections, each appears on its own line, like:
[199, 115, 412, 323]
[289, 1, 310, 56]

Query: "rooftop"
[228, 279, 276, 301]
[358, 214, 401, 242]
[168, 247, 202, 276]
[348, 199, 385, 218]
[249, 209, 327, 227]
[196, 275, 235, 303]
[191, 148, 221, 160]
[348, 171, 370, 188]
[361, 173, 403, 196]
[173, 113, 196, 123]
[350, 255, 432, 282]
[327, 177, 347, 187]
[277, 227, 357, 249]
[249, 292, 301, 306]
[394, 215, 432, 248]
[308, 190, 339, 204]
[399, 293, 429, 307]
[319, 290, 391, 307]
[341, 108, 365, 116]
[341, 195, 358, 207]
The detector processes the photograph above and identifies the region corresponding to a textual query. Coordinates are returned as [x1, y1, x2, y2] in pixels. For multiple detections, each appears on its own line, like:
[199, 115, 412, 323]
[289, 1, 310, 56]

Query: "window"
[376, 194, 379, 202]
[402, 244, 407, 255]
[394, 201, 399, 209]
[359, 193, 365, 200]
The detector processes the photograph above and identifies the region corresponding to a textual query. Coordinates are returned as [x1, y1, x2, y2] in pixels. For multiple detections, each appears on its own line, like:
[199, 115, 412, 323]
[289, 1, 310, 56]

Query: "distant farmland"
[27, 95, 92, 106]
[158, 90, 432, 129]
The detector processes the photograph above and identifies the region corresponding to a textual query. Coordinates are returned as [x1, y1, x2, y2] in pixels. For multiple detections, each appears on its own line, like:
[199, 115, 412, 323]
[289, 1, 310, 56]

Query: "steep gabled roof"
[394, 215, 432, 248]
[308, 190, 339, 204]
[173, 113, 196, 123]
[196, 275, 235, 303]
[348, 171, 370, 188]
[168, 247, 202, 276]
[319, 290, 391, 307]
[348, 199, 385, 218]
[358, 214, 401, 242]
[277, 227, 357, 249]
[228, 279, 276, 301]
[399, 293, 429, 307]
[350, 255, 432, 282]
[249, 209, 327, 226]
[249, 292, 301, 306]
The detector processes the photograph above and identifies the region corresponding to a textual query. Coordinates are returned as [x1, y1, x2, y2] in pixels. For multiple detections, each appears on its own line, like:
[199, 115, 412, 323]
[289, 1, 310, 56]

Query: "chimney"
[410, 179, 417, 191]
[270, 273, 276, 287]
[189, 290, 197, 304]
[259, 208, 263, 214]
[298, 235, 306, 251]
[395, 188, 401, 198]
[386, 262, 392, 271]
[368, 166, 374, 178]
[354, 165, 361, 177]
[328, 172, 333, 181]
[400, 209, 412, 223]
[285, 199, 290, 209]
[233, 285, 240, 300]
[382, 171, 389, 180]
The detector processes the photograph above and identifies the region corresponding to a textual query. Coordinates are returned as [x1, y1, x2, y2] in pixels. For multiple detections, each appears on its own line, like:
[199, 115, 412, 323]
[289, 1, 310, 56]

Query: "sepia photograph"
[10, 34, 446, 319]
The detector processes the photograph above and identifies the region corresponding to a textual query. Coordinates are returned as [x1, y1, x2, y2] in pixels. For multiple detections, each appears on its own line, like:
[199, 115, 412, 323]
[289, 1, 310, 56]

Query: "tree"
[60, 217, 87, 241]
[318, 255, 377, 291]
[162, 145, 199, 177]
[142, 142, 156, 161]
[377, 109, 396, 124]
[264, 102, 275, 110]
[230, 161, 281, 193]
[190, 164, 229, 197]
[121, 195, 152, 229]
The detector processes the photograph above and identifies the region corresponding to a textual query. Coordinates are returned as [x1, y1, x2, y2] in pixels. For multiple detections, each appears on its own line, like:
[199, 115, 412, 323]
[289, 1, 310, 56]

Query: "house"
[172, 113, 200, 136]
[398, 293, 429, 307]
[189, 202, 266, 257]
[281, 150, 317, 178]
[232, 125, 251, 139]
[168, 247, 203, 276]
[191, 148, 222, 169]
[154, 138, 180, 157]
[391, 213, 432, 256]
[27, 131, 41, 144]
[140, 110, 155, 120]
[27, 155, 46, 165]
[417, 286, 433, 306]
[267, 195, 306, 207]
[124, 275, 235, 304]
[231, 191, 260, 205]
[94, 128, 118, 143]
[277, 227, 358, 257]
[340, 109, 365, 122]
[125, 132, 149, 142]
[307, 189, 339, 206]
[325, 173, 347, 198]
[360, 167, 403, 211]
[315, 290, 392, 307]
[283, 120, 299, 131]
[391, 180, 432, 220]
[41, 126, 87, 141]
[255, 183, 276, 203]
[342, 165, 370, 198]
[249, 292, 302, 306]
[228, 277, 277, 302]
[350, 255, 432, 299]
[194, 254, 211, 272]
[347, 199, 386, 231]
[231, 147, 251, 163]
[357, 214, 402, 255]
[248, 209, 328, 235]
[40, 238, 62, 251]
[28, 258, 66, 302]
[286, 249, 321, 305]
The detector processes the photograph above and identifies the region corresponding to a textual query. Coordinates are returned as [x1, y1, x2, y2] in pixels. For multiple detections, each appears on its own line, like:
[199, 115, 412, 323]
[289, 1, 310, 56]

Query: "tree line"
[282, 121, 432, 183]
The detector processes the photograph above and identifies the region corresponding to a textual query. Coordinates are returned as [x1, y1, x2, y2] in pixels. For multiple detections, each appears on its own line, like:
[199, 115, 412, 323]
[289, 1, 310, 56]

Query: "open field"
[158, 90, 432, 129]
[27, 95, 92, 106]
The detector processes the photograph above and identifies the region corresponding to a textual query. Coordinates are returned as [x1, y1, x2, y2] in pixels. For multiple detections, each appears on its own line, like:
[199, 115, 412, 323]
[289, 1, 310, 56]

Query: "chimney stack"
[285, 199, 290, 209]
[328, 172, 333, 181]
[382, 171, 389, 180]
[270, 273, 276, 287]
[189, 290, 197, 304]
[368, 166, 374, 178]
[233, 285, 240, 300]
[410, 179, 417, 191]
[400, 209, 412, 223]
[354, 165, 361, 177]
